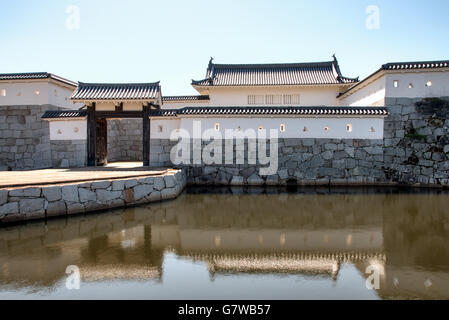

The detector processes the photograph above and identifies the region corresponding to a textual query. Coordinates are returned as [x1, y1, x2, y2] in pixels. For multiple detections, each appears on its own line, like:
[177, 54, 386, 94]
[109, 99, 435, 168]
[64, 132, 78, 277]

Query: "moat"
[0, 187, 448, 300]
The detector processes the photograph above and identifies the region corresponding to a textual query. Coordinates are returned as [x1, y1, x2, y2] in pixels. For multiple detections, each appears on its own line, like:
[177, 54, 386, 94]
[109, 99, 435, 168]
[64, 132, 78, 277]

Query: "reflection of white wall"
[150, 225, 383, 251]
[0, 80, 80, 108]
[49, 120, 87, 140]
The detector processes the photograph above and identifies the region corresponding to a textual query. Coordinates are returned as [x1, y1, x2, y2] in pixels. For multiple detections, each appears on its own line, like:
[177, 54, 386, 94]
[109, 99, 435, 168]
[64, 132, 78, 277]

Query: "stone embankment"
[0, 169, 186, 224]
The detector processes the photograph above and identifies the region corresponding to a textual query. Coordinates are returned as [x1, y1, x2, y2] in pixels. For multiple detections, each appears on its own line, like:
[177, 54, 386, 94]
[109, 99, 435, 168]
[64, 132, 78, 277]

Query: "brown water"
[1, 187, 449, 300]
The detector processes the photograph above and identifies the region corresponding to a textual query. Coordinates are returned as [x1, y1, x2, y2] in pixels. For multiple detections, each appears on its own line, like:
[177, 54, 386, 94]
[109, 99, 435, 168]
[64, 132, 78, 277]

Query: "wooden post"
[87, 102, 96, 166]
[142, 103, 150, 166]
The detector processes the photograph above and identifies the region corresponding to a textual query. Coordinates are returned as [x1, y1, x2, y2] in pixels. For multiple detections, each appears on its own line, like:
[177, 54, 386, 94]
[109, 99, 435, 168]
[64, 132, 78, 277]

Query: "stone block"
[164, 175, 176, 188]
[147, 191, 161, 202]
[112, 180, 125, 191]
[153, 177, 165, 191]
[91, 181, 111, 190]
[19, 198, 44, 214]
[124, 179, 138, 189]
[230, 176, 244, 185]
[96, 189, 122, 202]
[133, 184, 153, 200]
[139, 177, 154, 185]
[123, 188, 134, 203]
[46, 201, 66, 216]
[0, 202, 19, 215]
[62, 185, 79, 202]
[161, 188, 178, 200]
[0, 190, 7, 206]
[42, 186, 62, 202]
[247, 174, 264, 185]
[278, 169, 289, 180]
[265, 175, 279, 186]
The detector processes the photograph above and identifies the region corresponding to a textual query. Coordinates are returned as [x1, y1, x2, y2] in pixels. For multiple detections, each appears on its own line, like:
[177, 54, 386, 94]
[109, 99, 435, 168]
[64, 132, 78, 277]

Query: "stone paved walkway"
[0, 162, 170, 188]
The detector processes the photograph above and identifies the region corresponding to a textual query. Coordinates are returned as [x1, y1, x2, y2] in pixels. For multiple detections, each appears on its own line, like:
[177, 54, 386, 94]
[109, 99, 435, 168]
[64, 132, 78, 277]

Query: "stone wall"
[180, 138, 385, 186]
[382, 97, 449, 185]
[149, 97, 449, 187]
[107, 119, 142, 162]
[0, 105, 58, 170]
[0, 169, 186, 224]
[50, 140, 87, 168]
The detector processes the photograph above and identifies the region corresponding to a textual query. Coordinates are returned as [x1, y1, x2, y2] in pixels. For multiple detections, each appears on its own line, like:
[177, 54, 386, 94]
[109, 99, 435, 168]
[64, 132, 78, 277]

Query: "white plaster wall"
[161, 101, 210, 109]
[340, 70, 449, 106]
[385, 71, 449, 98]
[47, 82, 83, 109]
[49, 120, 87, 140]
[202, 86, 342, 106]
[95, 102, 146, 111]
[152, 117, 384, 140]
[150, 118, 181, 139]
[0, 80, 80, 108]
[339, 76, 386, 107]
[0, 82, 49, 106]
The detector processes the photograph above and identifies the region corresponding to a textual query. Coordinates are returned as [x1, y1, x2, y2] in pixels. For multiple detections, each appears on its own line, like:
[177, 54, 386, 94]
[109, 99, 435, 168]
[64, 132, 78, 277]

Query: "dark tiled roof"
[149, 109, 178, 117]
[162, 95, 210, 102]
[43, 106, 388, 119]
[0, 72, 77, 87]
[192, 56, 359, 87]
[42, 110, 87, 119]
[152, 106, 388, 117]
[71, 82, 161, 101]
[382, 60, 449, 70]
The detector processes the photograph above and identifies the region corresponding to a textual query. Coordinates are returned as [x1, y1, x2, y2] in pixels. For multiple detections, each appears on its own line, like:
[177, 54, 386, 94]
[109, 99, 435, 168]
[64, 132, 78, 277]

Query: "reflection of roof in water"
[80, 265, 161, 282]
[180, 251, 386, 276]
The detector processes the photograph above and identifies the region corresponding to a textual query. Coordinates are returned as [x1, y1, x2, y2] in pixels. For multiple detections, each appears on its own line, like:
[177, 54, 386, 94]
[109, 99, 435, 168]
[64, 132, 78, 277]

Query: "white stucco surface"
[0, 80, 80, 108]
[152, 117, 384, 140]
[49, 120, 87, 140]
[196, 86, 344, 106]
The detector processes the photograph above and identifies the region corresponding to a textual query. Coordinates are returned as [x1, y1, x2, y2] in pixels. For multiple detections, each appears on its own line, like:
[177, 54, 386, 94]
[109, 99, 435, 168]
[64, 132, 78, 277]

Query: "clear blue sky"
[1, 0, 448, 95]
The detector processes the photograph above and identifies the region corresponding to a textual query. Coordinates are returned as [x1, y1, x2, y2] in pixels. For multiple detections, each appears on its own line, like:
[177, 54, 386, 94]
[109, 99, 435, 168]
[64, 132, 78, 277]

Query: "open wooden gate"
[95, 118, 108, 166]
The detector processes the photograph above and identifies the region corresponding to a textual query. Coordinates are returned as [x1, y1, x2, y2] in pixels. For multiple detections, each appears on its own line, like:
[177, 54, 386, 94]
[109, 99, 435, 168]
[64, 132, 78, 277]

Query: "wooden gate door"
[96, 118, 108, 166]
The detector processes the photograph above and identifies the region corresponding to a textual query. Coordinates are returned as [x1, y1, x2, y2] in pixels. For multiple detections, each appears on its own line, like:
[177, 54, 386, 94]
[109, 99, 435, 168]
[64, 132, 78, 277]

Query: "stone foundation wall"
[382, 97, 449, 185]
[107, 119, 142, 162]
[0, 105, 59, 170]
[149, 97, 449, 187]
[50, 140, 87, 168]
[0, 169, 186, 224]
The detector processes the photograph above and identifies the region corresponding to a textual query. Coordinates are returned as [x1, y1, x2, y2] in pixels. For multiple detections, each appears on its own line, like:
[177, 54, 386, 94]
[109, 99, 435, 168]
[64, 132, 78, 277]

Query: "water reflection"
[0, 187, 449, 299]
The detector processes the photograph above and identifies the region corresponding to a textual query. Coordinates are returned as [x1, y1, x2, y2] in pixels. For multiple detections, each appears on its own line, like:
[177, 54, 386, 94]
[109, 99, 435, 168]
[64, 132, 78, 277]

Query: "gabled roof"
[192, 56, 359, 87]
[71, 82, 161, 101]
[162, 95, 210, 102]
[0, 72, 77, 87]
